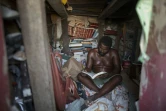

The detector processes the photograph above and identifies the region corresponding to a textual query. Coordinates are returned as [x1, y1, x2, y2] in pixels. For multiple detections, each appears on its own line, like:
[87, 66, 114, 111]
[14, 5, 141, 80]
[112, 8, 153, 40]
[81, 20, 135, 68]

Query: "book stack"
[89, 23, 99, 29]
[68, 26, 95, 38]
[104, 30, 117, 36]
[69, 38, 98, 53]
[69, 38, 97, 67]
[68, 39, 88, 67]
[69, 39, 84, 52]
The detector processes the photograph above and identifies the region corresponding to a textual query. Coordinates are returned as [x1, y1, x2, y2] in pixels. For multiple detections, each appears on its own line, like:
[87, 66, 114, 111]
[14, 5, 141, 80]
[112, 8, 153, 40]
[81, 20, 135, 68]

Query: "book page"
[92, 72, 107, 79]
[82, 71, 107, 79]
[82, 71, 95, 78]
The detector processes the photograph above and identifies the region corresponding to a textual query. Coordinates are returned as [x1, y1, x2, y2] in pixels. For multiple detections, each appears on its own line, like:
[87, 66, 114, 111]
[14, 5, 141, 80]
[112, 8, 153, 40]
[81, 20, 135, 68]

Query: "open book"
[82, 71, 107, 79]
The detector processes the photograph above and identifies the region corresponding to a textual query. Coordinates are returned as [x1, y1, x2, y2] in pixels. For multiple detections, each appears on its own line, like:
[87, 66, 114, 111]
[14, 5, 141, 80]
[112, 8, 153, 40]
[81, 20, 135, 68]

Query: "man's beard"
[98, 50, 108, 56]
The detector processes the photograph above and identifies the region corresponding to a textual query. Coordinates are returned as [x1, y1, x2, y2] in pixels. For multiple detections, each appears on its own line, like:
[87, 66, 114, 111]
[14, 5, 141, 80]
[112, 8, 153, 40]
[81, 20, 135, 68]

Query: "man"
[77, 36, 122, 104]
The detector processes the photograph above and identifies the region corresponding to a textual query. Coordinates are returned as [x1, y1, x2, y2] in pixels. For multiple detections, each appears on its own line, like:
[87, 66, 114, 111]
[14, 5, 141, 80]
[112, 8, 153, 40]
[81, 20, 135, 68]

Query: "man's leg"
[80, 74, 122, 110]
[77, 73, 100, 92]
[94, 75, 122, 99]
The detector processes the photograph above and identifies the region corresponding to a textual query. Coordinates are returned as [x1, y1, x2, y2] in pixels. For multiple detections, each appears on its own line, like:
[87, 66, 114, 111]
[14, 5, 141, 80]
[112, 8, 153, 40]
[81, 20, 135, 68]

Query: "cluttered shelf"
[68, 38, 97, 66]
[64, 16, 121, 67]
[67, 16, 100, 65]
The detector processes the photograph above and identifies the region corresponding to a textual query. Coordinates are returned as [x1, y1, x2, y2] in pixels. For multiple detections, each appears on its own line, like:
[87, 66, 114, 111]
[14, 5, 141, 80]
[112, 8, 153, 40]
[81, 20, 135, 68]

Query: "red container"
[122, 60, 131, 69]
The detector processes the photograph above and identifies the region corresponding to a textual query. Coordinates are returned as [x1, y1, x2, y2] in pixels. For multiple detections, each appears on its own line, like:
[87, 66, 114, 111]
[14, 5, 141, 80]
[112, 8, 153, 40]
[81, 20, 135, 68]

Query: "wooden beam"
[99, 0, 118, 19]
[99, 0, 130, 19]
[17, 0, 56, 111]
[0, 0, 17, 10]
[98, 20, 105, 41]
[61, 18, 70, 54]
[68, 0, 106, 4]
[69, 4, 104, 8]
[115, 24, 121, 50]
[68, 10, 101, 16]
[0, 11, 10, 111]
[47, 0, 68, 18]
[68, 0, 106, 7]
[73, 8, 102, 12]
[108, 15, 128, 18]
[68, 13, 98, 17]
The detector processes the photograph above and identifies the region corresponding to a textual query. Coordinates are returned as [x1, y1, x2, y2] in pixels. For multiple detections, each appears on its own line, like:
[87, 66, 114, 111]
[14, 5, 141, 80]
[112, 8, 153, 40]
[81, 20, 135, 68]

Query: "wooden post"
[47, 0, 68, 18]
[98, 20, 104, 41]
[61, 18, 70, 54]
[134, 28, 141, 61]
[17, 0, 56, 111]
[115, 24, 121, 50]
[0, 11, 10, 111]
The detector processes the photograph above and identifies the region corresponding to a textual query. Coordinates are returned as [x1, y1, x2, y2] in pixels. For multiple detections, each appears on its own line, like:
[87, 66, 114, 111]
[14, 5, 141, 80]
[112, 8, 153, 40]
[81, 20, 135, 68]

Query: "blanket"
[66, 83, 129, 111]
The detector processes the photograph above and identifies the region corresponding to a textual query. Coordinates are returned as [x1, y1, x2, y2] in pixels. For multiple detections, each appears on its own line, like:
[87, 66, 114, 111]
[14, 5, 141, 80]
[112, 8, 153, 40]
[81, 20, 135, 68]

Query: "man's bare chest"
[93, 55, 113, 66]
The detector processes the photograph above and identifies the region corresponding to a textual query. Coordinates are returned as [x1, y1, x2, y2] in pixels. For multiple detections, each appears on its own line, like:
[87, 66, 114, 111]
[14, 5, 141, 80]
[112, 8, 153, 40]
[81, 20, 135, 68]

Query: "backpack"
[50, 52, 79, 110]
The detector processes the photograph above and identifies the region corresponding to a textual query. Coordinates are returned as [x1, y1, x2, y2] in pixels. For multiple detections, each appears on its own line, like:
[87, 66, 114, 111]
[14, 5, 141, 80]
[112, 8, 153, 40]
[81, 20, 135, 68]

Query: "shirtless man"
[77, 36, 122, 104]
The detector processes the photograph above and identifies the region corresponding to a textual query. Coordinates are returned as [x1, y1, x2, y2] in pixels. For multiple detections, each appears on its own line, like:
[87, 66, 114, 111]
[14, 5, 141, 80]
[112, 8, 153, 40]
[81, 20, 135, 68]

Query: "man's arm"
[85, 50, 94, 72]
[112, 50, 121, 74]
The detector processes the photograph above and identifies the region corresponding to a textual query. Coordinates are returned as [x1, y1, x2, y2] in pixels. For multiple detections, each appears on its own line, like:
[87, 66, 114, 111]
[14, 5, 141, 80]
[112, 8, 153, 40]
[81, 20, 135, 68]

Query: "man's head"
[98, 36, 112, 56]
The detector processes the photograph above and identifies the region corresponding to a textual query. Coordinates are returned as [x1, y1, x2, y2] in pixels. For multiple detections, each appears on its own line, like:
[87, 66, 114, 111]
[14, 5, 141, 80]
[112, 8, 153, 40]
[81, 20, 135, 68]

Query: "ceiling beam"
[47, 0, 68, 18]
[68, 1, 105, 5]
[69, 3, 105, 8]
[1, 0, 17, 10]
[98, 0, 131, 19]
[71, 8, 102, 13]
[68, 0, 107, 4]
[68, 10, 100, 17]
[68, 13, 98, 17]
[108, 15, 128, 18]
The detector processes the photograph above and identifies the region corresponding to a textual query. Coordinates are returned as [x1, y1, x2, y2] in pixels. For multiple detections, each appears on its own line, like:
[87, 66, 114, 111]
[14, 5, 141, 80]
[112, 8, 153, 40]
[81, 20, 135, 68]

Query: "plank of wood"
[1, 0, 17, 10]
[47, 0, 68, 18]
[98, 20, 105, 41]
[115, 25, 121, 50]
[17, 0, 56, 111]
[99, 0, 131, 19]
[68, 0, 105, 5]
[0, 11, 10, 111]
[61, 18, 70, 54]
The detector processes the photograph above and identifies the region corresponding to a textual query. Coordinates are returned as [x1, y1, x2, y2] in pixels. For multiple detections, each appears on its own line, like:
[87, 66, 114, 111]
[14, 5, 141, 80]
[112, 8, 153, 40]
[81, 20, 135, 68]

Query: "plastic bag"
[62, 57, 83, 81]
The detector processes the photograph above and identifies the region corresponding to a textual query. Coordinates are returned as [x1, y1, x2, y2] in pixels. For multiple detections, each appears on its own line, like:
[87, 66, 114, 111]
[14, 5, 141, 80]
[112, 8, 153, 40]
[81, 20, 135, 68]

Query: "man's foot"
[81, 94, 98, 110]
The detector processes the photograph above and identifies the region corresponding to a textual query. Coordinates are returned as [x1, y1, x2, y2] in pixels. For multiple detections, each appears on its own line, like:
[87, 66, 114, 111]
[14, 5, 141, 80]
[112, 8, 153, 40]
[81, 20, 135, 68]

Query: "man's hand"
[81, 73, 87, 77]
[81, 70, 88, 76]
